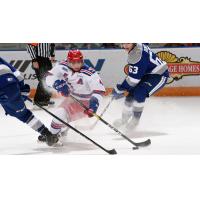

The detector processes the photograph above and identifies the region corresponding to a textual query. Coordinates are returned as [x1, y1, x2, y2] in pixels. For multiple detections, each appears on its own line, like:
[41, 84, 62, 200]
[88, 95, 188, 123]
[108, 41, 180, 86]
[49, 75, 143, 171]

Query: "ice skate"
[113, 118, 126, 128]
[113, 118, 128, 128]
[39, 128, 60, 146]
[113, 111, 132, 128]
[60, 127, 69, 137]
[57, 127, 69, 144]
[48, 100, 55, 108]
[37, 135, 46, 143]
[125, 117, 139, 131]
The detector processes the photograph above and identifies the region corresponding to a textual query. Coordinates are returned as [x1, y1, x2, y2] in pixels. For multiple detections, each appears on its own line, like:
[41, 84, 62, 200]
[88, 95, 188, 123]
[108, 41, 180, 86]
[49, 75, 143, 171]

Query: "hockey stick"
[89, 96, 114, 130]
[70, 95, 151, 149]
[27, 98, 117, 155]
[75, 96, 114, 131]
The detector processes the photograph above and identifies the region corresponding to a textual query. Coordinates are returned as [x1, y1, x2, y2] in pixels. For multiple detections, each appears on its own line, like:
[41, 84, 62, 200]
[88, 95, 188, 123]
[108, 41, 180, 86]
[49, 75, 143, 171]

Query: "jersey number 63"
[124, 64, 138, 75]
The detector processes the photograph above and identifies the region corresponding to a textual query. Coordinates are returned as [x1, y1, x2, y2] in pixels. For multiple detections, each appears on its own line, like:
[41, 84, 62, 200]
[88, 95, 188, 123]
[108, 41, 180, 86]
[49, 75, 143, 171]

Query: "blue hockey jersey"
[0, 57, 23, 89]
[124, 43, 169, 88]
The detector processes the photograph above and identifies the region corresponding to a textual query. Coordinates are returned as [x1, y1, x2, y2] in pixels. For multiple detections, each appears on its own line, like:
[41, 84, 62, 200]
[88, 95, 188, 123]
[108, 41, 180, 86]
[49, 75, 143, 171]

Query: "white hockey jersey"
[46, 61, 106, 102]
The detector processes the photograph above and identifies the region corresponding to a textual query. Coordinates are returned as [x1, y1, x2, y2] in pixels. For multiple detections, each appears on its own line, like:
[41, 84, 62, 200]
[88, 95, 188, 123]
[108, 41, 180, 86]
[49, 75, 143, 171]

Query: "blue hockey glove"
[84, 96, 99, 117]
[112, 84, 125, 100]
[19, 81, 30, 101]
[53, 80, 70, 97]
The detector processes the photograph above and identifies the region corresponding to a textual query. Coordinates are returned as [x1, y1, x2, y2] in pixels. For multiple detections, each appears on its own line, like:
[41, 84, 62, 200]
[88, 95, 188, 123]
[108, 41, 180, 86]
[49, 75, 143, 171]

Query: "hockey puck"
[132, 146, 139, 150]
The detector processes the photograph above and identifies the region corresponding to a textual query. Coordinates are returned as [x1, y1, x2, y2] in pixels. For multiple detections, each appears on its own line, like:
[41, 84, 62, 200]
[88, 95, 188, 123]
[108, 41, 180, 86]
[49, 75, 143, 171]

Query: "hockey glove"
[112, 84, 125, 100]
[19, 81, 30, 101]
[53, 80, 70, 97]
[84, 96, 99, 118]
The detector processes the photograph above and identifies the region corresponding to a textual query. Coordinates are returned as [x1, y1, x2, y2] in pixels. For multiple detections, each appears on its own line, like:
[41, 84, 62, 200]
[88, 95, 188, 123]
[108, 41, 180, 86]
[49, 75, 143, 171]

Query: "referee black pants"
[33, 56, 52, 103]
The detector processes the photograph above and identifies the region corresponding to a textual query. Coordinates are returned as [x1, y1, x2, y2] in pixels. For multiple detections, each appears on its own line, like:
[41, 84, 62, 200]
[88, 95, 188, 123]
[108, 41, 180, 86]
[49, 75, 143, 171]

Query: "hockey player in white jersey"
[39, 50, 105, 141]
[113, 43, 169, 130]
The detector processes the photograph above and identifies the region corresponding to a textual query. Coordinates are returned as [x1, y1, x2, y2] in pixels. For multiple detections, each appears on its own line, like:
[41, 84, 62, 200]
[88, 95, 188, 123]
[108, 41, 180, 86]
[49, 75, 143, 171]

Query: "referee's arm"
[26, 43, 39, 69]
[50, 43, 56, 62]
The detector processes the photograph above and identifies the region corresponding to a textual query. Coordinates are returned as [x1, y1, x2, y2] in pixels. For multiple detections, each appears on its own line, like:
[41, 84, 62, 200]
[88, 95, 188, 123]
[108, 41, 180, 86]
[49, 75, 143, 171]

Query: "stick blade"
[108, 149, 117, 155]
[136, 139, 151, 147]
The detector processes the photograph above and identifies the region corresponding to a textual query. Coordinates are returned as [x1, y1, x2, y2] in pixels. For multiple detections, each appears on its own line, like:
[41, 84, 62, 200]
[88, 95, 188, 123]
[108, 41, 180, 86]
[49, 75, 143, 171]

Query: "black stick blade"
[108, 149, 117, 155]
[138, 139, 151, 147]
[134, 139, 151, 148]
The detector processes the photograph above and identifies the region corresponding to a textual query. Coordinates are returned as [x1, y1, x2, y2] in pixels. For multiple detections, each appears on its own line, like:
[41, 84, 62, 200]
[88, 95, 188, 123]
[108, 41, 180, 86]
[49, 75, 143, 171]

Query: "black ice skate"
[38, 135, 46, 143]
[41, 128, 59, 146]
[48, 100, 55, 107]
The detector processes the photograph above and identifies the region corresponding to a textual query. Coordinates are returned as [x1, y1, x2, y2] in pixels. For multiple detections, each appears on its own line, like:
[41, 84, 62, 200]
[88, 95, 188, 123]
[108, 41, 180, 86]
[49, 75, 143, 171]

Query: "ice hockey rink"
[0, 96, 200, 155]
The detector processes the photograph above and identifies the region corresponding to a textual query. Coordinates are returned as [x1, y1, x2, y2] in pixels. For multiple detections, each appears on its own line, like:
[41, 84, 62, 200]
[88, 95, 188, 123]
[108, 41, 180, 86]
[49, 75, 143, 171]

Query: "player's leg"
[126, 74, 168, 130]
[34, 57, 53, 106]
[38, 57, 53, 105]
[48, 98, 75, 139]
[113, 95, 134, 128]
[50, 107, 70, 136]
[125, 85, 146, 130]
[45, 97, 89, 142]
[33, 61, 49, 107]
[0, 81, 59, 146]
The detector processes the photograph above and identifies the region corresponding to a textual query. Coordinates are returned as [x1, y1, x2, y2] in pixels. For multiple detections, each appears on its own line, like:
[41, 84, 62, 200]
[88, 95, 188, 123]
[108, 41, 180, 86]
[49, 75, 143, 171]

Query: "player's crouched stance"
[38, 50, 105, 142]
[113, 43, 169, 131]
[0, 57, 59, 146]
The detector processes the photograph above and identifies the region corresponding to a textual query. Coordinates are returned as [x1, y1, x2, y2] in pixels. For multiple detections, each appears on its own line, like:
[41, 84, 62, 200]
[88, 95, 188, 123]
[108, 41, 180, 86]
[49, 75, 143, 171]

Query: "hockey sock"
[121, 97, 134, 121]
[50, 107, 69, 135]
[132, 101, 144, 120]
[26, 113, 46, 134]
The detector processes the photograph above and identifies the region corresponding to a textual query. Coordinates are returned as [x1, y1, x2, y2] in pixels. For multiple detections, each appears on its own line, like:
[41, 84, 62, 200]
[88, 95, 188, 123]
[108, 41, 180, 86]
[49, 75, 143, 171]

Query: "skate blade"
[37, 139, 46, 144]
[58, 133, 69, 144]
[50, 141, 63, 147]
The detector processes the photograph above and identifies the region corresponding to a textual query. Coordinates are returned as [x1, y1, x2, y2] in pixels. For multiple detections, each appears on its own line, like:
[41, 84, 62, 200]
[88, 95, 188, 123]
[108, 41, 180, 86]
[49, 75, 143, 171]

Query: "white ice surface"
[0, 96, 200, 155]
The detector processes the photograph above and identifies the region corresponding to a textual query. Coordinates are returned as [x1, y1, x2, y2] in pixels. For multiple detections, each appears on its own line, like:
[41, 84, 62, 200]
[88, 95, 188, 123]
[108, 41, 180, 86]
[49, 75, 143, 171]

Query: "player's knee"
[16, 108, 33, 123]
[55, 107, 69, 121]
[0, 83, 21, 103]
[125, 95, 134, 107]
[51, 107, 69, 128]
[133, 86, 147, 103]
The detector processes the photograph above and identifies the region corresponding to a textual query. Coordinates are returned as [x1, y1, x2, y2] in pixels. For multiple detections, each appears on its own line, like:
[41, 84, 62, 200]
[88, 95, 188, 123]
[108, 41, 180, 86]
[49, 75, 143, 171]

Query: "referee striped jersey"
[27, 43, 55, 61]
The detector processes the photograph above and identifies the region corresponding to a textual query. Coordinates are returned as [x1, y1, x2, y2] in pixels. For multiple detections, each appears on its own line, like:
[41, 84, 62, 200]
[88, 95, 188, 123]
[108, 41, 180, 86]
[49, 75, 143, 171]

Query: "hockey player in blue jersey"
[0, 57, 59, 146]
[112, 43, 169, 130]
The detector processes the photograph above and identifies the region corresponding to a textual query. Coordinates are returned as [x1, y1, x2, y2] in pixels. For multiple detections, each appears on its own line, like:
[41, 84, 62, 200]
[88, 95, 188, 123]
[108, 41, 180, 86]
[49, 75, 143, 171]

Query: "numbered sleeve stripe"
[126, 76, 140, 86]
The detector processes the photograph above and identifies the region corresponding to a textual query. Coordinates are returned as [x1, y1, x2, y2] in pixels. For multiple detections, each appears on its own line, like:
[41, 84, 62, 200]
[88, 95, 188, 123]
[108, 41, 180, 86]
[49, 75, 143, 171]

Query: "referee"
[27, 43, 55, 106]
